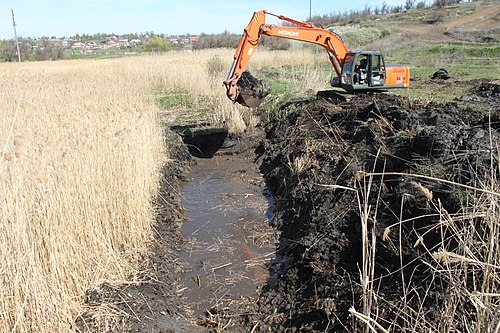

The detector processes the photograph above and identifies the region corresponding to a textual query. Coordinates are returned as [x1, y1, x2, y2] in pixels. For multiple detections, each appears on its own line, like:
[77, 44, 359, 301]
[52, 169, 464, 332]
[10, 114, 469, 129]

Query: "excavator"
[224, 10, 410, 108]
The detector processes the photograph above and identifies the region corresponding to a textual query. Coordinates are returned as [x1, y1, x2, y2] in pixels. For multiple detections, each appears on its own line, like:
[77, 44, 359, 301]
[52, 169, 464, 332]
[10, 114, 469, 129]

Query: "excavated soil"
[214, 82, 499, 332]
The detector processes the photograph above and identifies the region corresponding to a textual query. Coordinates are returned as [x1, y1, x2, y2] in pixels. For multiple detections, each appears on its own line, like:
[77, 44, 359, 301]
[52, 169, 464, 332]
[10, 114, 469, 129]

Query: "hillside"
[322, 1, 499, 102]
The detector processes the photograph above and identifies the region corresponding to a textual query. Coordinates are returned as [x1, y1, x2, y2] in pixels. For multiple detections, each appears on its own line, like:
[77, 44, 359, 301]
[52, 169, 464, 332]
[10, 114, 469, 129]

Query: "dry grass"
[156, 48, 328, 133]
[0, 48, 325, 332]
[0, 57, 168, 332]
[355, 168, 499, 332]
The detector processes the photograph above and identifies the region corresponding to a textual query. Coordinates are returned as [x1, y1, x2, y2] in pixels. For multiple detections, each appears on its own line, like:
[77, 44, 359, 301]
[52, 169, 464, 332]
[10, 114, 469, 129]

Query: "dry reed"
[354, 168, 499, 332]
[0, 57, 167, 332]
[0, 47, 326, 332]
[155, 48, 329, 133]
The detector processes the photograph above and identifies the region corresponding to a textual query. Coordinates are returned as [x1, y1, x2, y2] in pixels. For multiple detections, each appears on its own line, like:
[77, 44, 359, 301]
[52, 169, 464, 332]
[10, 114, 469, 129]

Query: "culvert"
[178, 127, 229, 158]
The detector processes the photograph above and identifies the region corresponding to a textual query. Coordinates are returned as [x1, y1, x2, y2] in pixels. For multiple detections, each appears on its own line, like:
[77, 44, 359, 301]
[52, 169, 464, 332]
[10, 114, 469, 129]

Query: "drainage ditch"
[177, 129, 278, 320]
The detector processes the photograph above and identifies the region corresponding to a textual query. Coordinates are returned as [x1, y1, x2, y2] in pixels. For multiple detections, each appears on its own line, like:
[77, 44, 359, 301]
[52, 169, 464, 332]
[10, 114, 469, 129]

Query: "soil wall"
[246, 85, 499, 332]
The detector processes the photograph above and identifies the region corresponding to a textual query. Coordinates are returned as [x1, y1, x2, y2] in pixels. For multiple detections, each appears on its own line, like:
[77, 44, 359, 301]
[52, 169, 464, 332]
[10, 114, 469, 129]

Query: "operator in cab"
[354, 58, 367, 84]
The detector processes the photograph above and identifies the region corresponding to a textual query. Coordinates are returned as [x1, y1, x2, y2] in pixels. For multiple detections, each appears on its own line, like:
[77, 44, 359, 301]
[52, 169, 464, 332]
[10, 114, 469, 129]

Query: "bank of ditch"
[206, 82, 499, 332]
[78, 81, 498, 332]
[240, 82, 498, 332]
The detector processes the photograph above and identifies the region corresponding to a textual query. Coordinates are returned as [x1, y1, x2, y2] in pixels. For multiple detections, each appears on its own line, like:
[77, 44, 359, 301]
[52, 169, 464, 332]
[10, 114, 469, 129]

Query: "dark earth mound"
[219, 84, 499, 332]
[431, 68, 451, 80]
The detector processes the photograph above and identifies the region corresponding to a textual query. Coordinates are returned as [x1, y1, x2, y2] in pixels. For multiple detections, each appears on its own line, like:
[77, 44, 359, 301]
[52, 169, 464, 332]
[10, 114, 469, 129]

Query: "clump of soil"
[236, 71, 272, 108]
[458, 80, 500, 110]
[235, 86, 499, 331]
[431, 68, 451, 80]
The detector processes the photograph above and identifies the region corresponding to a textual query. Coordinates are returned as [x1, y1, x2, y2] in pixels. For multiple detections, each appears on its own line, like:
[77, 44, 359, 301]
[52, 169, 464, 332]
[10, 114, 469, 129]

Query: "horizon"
[0, 0, 417, 40]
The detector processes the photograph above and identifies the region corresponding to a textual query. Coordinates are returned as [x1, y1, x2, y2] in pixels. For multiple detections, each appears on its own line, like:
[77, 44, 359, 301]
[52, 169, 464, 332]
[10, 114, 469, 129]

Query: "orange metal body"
[384, 66, 411, 86]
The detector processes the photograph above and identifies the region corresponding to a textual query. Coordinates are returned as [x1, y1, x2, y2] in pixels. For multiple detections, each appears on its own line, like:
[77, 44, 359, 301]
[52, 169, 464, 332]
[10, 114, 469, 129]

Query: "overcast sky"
[1, 0, 415, 39]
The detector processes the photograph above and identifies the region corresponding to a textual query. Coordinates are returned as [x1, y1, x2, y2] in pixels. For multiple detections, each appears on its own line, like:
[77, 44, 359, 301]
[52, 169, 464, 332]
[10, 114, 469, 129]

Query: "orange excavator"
[224, 10, 410, 107]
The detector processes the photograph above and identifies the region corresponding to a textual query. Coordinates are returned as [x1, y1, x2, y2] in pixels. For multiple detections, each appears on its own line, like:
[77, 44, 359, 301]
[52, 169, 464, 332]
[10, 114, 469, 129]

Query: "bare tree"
[0, 40, 19, 62]
[405, 0, 416, 10]
[381, 1, 388, 15]
[416, 1, 427, 9]
[433, 0, 448, 8]
[362, 4, 371, 17]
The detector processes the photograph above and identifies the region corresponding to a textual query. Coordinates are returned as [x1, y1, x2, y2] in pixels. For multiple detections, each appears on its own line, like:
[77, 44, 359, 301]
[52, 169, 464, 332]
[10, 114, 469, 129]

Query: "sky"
[0, 0, 414, 39]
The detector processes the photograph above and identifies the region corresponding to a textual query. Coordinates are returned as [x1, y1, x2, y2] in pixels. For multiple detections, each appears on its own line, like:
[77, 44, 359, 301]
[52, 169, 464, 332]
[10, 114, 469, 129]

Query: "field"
[0, 49, 324, 332]
[1, 1, 499, 332]
[0, 57, 167, 332]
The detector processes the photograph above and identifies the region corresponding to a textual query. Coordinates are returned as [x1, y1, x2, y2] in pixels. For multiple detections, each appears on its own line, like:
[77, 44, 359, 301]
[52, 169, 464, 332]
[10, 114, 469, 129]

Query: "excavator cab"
[340, 51, 409, 91]
[340, 52, 387, 91]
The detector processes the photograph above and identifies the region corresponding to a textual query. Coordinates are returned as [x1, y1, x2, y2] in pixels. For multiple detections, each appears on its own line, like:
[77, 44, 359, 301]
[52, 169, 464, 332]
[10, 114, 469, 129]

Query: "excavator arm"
[224, 10, 349, 107]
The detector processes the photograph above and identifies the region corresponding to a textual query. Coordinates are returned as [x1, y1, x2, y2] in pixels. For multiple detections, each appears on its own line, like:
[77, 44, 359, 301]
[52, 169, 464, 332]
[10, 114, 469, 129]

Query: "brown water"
[179, 154, 276, 316]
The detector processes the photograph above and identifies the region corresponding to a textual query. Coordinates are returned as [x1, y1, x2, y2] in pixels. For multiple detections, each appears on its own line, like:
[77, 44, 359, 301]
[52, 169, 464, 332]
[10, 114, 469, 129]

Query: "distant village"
[0, 32, 207, 61]
[0, 31, 206, 61]
[24, 33, 200, 54]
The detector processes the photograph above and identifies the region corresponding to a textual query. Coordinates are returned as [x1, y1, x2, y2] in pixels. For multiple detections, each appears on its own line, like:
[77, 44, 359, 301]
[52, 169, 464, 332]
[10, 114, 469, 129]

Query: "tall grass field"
[0, 48, 322, 332]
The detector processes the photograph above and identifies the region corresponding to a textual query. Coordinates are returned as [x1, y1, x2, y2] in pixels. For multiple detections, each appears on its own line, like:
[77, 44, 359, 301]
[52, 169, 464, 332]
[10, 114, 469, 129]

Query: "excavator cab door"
[369, 54, 386, 87]
[340, 52, 386, 91]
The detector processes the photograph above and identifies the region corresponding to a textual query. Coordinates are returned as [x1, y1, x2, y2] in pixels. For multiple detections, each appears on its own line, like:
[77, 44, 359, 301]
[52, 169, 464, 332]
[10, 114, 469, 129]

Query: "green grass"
[157, 91, 213, 123]
[256, 66, 310, 96]
[158, 92, 193, 108]
[391, 41, 499, 65]
[328, 25, 392, 48]
[158, 91, 212, 108]
[426, 43, 500, 58]
[68, 52, 140, 60]
[385, 39, 499, 102]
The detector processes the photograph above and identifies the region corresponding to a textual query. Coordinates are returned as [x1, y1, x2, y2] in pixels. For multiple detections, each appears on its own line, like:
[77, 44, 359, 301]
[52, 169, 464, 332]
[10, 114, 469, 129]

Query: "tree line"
[193, 0, 478, 51]
[0, 39, 65, 62]
[308, 0, 478, 29]
[193, 31, 290, 51]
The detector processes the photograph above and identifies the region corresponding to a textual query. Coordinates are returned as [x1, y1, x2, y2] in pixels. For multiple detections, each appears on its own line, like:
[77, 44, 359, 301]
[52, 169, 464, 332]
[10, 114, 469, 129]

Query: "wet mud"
[236, 71, 272, 108]
[179, 154, 277, 318]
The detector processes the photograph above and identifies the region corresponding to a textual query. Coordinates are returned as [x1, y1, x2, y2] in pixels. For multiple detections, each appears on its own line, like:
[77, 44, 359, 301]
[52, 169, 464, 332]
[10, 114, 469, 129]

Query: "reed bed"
[0, 57, 168, 332]
[155, 48, 327, 133]
[0, 48, 321, 332]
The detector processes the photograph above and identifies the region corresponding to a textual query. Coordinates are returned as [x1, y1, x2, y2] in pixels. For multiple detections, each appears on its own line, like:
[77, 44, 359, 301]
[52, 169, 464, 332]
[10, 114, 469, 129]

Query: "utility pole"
[309, 0, 312, 20]
[11, 9, 21, 62]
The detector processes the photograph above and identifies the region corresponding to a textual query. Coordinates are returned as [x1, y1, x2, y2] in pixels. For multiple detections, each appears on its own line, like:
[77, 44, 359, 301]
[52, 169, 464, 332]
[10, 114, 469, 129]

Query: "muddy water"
[180, 154, 276, 316]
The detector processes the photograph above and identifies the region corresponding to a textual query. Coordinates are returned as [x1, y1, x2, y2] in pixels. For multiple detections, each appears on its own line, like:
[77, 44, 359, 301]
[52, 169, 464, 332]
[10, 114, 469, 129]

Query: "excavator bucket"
[236, 71, 271, 108]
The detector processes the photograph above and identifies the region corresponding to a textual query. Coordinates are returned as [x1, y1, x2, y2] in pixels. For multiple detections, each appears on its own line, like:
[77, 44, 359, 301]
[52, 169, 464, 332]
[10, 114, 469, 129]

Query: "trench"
[178, 133, 278, 318]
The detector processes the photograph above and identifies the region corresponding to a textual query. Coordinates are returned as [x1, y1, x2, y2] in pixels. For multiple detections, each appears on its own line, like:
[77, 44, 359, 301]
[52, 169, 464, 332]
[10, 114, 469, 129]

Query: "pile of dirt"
[431, 68, 451, 80]
[459, 80, 500, 107]
[231, 87, 499, 331]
